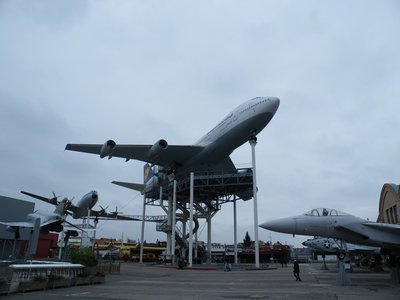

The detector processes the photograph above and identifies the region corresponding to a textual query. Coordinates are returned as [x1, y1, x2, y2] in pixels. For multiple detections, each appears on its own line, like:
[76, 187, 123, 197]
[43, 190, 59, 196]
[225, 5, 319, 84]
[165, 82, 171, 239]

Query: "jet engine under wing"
[65, 143, 205, 169]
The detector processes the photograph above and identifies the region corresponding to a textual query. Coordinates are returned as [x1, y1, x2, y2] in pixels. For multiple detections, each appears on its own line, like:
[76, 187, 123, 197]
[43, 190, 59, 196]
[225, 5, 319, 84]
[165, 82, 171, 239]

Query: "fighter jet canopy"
[304, 208, 349, 217]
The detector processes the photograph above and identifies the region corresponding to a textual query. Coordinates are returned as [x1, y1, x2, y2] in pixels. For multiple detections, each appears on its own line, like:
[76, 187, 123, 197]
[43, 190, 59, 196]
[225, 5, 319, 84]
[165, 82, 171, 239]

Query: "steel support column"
[250, 138, 260, 268]
[171, 180, 177, 264]
[207, 213, 212, 263]
[233, 200, 238, 264]
[189, 172, 194, 267]
[139, 194, 146, 263]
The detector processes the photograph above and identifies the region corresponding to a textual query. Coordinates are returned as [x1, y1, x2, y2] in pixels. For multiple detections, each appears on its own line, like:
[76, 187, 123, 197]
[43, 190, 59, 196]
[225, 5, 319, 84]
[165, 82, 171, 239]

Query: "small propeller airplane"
[20, 190, 137, 221]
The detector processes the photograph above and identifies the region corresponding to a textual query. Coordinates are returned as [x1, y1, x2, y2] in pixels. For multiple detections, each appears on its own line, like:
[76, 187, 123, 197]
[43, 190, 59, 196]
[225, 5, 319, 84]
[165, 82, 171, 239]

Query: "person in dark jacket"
[293, 260, 301, 281]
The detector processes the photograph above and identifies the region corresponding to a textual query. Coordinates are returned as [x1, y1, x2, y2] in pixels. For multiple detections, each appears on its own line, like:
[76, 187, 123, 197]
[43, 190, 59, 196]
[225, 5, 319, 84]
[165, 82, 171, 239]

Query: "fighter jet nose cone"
[259, 218, 295, 234]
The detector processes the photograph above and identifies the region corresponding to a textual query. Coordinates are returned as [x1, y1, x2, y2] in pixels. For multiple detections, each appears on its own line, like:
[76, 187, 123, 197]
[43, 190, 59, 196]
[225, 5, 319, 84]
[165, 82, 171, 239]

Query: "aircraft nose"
[259, 217, 295, 234]
[268, 97, 280, 114]
[272, 97, 280, 108]
[92, 192, 98, 199]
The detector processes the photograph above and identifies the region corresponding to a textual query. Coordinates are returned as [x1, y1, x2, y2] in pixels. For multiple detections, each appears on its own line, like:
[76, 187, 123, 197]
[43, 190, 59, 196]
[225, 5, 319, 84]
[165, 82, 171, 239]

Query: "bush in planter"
[69, 247, 98, 277]
[0, 277, 8, 287]
[0, 276, 9, 294]
[69, 247, 98, 267]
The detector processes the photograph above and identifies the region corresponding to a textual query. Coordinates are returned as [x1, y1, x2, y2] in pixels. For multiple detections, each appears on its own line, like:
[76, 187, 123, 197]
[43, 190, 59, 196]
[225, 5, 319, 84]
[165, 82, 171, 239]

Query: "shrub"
[0, 277, 8, 287]
[69, 247, 98, 267]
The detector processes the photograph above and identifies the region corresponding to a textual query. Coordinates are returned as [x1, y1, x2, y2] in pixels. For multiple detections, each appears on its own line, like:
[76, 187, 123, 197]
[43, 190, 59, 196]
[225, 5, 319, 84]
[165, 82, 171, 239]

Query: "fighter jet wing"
[363, 222, 400, 234]
[334, 225, 370, 240]
[65, 143, 204, 168]
[0, 220, 34, 228]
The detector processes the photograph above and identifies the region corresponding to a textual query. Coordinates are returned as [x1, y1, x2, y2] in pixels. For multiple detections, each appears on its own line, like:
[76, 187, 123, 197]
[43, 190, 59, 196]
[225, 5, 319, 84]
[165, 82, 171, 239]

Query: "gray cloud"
[0, 0, 399, 246]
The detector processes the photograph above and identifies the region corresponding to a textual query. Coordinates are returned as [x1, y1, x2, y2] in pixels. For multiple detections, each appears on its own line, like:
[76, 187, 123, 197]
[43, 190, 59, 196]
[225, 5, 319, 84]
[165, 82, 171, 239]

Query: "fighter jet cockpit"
[304, 208, 349, 217]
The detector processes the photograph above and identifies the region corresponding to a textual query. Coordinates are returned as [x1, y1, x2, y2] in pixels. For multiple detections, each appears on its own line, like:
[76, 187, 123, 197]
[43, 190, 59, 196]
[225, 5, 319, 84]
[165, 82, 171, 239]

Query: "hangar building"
[378, 183, 400, 224]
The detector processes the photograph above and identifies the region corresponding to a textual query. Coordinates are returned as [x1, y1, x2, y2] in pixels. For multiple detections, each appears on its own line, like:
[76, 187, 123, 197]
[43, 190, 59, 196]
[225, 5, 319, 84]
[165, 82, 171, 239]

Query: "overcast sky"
[1, 0, 399, 248]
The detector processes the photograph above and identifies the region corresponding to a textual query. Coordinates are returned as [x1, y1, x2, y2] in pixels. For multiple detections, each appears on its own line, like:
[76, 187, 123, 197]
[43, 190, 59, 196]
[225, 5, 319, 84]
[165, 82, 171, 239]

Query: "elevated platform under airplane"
[118, 167, 254, 206]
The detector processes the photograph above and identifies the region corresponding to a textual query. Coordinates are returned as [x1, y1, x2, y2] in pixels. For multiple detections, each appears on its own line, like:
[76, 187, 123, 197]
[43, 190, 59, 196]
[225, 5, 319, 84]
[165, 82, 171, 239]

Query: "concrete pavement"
[3, 262, 400, 299]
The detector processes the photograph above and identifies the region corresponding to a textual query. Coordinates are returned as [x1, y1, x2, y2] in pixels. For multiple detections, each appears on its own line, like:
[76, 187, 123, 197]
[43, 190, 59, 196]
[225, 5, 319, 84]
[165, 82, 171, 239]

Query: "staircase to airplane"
[156, 203, 199, 253]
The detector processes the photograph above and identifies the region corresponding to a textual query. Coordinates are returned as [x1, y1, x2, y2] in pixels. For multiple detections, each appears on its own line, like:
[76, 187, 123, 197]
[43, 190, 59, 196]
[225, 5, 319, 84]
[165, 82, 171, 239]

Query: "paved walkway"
[3, 262, 400, 299]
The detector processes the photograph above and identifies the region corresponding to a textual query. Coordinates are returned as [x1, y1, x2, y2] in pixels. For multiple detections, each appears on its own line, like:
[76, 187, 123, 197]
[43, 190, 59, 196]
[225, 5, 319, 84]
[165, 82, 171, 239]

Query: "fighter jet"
[0, 199, 83, 259]
[65, 97, 280, 176]
[259, 207, 400, 253]
[302, 237, 380, 254]
[0, 199, 70, 234]
[20, 190, 136, 221]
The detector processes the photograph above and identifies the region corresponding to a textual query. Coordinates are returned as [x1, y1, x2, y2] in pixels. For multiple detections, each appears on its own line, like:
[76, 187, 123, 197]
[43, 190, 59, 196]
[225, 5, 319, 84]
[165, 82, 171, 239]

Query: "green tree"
[243, 231, 252, 247]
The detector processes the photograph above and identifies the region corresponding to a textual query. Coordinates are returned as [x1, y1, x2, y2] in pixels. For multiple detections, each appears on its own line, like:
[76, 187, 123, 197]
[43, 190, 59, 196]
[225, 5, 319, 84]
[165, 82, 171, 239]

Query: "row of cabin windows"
[239, 98, 268, 115]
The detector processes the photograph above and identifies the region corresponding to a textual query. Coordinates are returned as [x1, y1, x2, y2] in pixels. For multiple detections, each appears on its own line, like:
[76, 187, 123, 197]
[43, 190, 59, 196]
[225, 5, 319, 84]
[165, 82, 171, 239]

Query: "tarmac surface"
[2, 261, 400, 299]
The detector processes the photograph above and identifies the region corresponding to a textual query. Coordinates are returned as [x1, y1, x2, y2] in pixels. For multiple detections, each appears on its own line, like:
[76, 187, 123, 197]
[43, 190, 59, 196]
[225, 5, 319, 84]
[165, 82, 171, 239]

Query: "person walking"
[293, 260, 301, 281]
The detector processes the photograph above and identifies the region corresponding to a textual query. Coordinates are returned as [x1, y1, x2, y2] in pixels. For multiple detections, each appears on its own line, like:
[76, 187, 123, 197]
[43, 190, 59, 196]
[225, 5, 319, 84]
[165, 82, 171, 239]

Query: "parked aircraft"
[302, 237, 380, 254]
[0, 199, 72, 234]
[65, 97, 280, 176]
[0, 199, 83, 259]
[20, 190, 136, 221]
[259, 207, 400, 253]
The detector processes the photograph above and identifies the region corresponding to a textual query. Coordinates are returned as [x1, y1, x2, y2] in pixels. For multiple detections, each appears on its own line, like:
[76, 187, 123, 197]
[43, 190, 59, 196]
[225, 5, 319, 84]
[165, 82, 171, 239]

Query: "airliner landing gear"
[248, 135, 257, 144]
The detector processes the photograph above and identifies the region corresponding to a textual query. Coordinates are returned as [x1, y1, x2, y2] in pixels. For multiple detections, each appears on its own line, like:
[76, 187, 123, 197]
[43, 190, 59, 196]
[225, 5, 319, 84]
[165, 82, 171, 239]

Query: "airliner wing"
[65, 144, 204, 168]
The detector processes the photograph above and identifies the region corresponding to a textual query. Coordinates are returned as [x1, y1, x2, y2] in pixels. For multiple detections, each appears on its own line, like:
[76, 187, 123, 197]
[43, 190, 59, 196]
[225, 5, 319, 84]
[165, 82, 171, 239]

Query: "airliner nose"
[259, 217, 295, 234]
[270, 97, 280, 109]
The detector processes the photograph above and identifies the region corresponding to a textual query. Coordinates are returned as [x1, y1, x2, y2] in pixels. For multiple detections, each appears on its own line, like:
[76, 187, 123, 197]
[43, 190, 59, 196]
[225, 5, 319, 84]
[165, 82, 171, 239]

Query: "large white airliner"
[65, 97, 280, 175]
